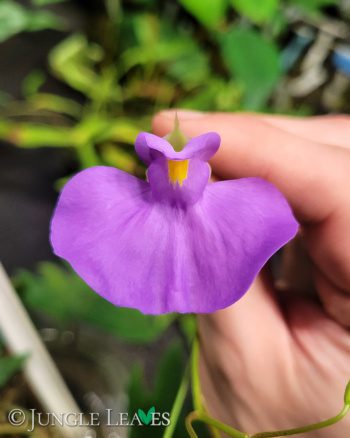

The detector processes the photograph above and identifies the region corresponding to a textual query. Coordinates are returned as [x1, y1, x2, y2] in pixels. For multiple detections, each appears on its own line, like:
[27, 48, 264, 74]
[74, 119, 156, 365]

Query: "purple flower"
[50, 128, 298, 314]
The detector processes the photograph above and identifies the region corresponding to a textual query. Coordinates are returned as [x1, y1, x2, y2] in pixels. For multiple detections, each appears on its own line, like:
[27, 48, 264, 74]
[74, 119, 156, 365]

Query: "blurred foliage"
[15, 262, 175, 344]
[0, 0, 65, 43]
[0, 0, 338, 175]
[178, 0, 227, 29]
[230, 0, 279, 24]
[0, 339, 26, 390]
[219, 28, 282, 109]
[0, 355, 26, 389]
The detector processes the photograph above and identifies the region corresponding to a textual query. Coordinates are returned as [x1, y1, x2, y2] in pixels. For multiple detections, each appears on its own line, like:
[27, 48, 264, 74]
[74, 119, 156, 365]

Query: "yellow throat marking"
[168, 159, 189, 186]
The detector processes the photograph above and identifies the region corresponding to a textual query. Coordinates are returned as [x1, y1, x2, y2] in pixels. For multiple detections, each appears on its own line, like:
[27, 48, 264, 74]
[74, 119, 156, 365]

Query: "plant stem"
[250, 404, 350, 438]
[186, 411, 200, 438]
[188, 336, 248, 438]
[190, 337, 221, 438]
[191, 337, 203, 413]
[186, 411, 249, 438]
[163, 364, 190, 438]
[188, 328, 349, 438]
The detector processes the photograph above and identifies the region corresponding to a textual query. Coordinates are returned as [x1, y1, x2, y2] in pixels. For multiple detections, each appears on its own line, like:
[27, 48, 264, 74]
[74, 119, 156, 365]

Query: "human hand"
[152, 111, 350, 437]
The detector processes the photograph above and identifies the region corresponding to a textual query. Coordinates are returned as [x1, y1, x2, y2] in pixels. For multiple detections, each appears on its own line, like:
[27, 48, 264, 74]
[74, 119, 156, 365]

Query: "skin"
[152, 111, 350, 437]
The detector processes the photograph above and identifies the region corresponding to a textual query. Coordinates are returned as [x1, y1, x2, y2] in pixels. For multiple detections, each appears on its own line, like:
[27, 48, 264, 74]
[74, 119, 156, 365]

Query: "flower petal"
[147, 157, 210, 205]
[135, 132, 220, 164]
[135, 133, 174, 164]
[189, 177, 299, 311]
[51, 169, 298, 314]
[179, 132, 220, 161]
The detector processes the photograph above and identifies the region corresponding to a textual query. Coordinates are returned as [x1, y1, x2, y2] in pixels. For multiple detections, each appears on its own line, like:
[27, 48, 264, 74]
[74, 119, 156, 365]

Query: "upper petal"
[135, 132, 220, 164]
[135, 133, 175, 164]
[178, 132, 220, 161]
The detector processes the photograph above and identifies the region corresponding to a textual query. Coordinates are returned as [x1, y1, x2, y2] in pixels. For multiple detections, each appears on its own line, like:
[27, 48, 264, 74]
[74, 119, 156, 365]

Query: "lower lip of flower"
[168, 159, 189, 186]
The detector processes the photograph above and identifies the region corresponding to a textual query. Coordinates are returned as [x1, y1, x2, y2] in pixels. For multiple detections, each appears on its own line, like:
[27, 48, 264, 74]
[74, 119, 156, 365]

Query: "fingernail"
[160, 109, 205, 121]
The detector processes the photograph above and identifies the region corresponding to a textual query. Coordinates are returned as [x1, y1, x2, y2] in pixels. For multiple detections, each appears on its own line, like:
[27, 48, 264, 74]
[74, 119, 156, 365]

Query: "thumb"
[152, 109, 350, 326]
[152, 109, 349, 224]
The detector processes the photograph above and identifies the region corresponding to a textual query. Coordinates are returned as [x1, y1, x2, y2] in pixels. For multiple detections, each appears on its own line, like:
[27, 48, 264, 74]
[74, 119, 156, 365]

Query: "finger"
[153, 110, 350, 224]
[315, 268, 350, 328]
[198, 271, 296, 429]
[152, 110, 350, 293]
[261, 114, 350, 149]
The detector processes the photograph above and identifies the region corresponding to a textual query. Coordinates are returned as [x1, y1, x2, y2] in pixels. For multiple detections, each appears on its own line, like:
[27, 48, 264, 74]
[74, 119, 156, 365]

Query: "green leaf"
[178, 0, 227, 29]
[230, 0, 279, 24]
[31, 0, 67, 5]
[0, 120, 74, 148]
[219, 28, 282, 109]
[0, 0, 64, 43]
[27, 93, 82, 118]
[0, 0, 27, 42]
[22, 70, 46, 97]
[166, 45, 209, 89]
[179, 77, 242, 111]
[15, 263, 175, 343]
[0, 355, 27, 389]
[120, 14, 210, 93]
[49, 34, 105, 98]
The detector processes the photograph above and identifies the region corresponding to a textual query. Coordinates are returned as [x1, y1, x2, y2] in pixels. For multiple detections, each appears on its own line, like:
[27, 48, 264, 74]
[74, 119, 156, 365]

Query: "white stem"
[0, 263, 85, 437]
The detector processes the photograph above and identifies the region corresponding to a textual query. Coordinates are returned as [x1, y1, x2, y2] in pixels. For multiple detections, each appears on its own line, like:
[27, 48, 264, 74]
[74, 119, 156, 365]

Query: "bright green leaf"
[0, 120, 73, 148]
[219, 28, 282, 109]
[15, 263, 175, 343]
[0, 0, 28, 42]
[230, 0, 279, 24]
[49, 34, 105, 98]
[0, 1, 26, 41]
[27, 93, 82, 118]
[178, 0, 227, 29]
[0, 355, 27, 389]
[0, 0, 64, 43]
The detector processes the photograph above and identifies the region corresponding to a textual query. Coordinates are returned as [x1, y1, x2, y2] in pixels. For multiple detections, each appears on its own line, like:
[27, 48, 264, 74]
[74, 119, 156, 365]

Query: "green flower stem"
[189, 330, 349, 438]
[191, 337, 203, 413]
[250, 404, 350, 438]
[186, 410, 249, 438]
[189, 337, 248, 438]
[163, 364, 190, 438]
[186, 411, 200, 438]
